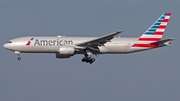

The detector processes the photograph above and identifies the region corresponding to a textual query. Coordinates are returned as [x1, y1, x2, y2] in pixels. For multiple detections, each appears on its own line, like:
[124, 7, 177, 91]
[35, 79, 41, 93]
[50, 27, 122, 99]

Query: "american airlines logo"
[26, 38, 34, 46]
[34, 39, 73, 46]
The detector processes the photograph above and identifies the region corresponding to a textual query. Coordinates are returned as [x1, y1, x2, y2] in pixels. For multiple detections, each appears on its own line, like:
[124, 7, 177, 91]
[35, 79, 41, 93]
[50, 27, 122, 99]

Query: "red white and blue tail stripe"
[133, 13, 171, 48]
[139, 13, 171, 43]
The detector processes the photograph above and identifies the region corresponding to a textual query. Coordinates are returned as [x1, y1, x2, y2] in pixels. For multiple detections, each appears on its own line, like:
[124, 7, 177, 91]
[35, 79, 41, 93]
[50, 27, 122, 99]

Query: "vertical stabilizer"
[138, 13, 171, 43]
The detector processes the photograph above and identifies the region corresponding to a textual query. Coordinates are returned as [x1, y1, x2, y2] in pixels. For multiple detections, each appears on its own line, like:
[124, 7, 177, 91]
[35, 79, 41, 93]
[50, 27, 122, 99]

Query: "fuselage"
[4, 36, 143, 54]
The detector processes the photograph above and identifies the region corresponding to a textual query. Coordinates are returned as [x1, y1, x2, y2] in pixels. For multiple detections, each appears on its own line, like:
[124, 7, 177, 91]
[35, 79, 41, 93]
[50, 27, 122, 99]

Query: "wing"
[76, 31, 123, 48]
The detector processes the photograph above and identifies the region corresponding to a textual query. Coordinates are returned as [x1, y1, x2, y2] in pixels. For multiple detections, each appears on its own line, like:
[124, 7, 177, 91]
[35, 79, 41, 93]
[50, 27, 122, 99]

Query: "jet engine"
[56, 46, 75, 59]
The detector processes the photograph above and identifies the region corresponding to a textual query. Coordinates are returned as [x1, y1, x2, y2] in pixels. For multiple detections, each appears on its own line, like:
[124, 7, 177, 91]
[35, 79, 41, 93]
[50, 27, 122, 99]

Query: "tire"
[89, 61, 93, 64]
[92, 58, 95, 62]
[82, 58, 85, 62]
[17, 57, 21, 60]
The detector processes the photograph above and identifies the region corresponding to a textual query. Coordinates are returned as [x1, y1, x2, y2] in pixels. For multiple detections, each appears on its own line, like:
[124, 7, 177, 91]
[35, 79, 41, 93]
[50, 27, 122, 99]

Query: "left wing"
[75, 31, 122, 48]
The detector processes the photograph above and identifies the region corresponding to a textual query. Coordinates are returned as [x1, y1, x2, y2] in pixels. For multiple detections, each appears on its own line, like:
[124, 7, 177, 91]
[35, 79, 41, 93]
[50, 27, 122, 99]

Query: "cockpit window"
[7, 41, 12, 43]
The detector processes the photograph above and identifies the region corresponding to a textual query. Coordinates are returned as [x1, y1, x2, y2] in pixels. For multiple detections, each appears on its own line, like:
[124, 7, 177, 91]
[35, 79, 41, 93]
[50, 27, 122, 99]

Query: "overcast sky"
[0, 0, 179, 101]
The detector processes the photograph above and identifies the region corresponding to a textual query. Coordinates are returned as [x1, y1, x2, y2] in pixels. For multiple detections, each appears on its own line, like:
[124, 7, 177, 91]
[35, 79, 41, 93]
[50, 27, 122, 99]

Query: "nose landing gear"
[17, 57, 21, 60]
[15, 51, 21, 60]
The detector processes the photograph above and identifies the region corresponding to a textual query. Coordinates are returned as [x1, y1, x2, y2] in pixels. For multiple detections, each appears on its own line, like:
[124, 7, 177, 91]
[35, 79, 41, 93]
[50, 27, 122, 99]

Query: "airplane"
[3, 13, 175, 64]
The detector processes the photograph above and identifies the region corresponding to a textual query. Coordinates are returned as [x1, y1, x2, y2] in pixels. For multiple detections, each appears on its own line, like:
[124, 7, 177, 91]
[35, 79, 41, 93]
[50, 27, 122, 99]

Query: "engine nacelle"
[59, 46, 75, 55]
[56, 46, 75, 58]
[55, 53, 71, 59]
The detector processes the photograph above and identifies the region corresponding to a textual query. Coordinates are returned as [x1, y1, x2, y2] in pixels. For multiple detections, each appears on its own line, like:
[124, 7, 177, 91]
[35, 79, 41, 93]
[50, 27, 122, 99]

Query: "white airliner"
[4, 13, 174, 64]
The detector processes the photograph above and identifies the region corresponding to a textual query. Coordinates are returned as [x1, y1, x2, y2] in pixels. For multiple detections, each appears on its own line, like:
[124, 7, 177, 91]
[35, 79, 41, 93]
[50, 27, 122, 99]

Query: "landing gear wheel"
[89, 61, 93, 64]
[17, 57, 21, 60]
[82, 49, 97, 64]
[81, 56, 96, 64]
[92, 58, 95, 62]
[89, 58, 95, 64]
[82, 58, 85, 62]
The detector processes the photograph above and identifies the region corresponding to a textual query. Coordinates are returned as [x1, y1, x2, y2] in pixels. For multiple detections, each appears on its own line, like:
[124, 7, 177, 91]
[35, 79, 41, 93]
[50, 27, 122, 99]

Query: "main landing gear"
[15, 51, 21, 60]
[82, 57, 95, 64]
[81, 49, 96, 64]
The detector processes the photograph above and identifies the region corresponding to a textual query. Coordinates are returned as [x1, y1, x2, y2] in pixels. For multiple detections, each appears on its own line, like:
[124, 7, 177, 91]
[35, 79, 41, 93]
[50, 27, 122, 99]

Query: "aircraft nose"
[3, 43, 8, 49]
[3, 43, 11, 50]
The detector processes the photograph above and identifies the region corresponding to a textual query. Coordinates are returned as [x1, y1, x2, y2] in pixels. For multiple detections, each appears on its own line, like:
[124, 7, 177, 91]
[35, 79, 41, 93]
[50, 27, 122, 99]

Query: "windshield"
[7, 41, 12, 43]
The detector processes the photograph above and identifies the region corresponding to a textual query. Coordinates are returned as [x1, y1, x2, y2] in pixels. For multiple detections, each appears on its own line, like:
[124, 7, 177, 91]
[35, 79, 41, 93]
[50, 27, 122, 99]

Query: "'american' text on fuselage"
[34, 39, 73, 46]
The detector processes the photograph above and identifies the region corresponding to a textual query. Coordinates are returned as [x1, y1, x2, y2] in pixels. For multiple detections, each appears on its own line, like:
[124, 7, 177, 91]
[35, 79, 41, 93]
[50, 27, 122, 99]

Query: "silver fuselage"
[4, 36, 142, 54]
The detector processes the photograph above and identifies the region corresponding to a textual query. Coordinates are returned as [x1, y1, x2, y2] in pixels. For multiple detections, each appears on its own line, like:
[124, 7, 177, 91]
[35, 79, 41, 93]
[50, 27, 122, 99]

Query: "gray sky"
[0, 0, 179, 101]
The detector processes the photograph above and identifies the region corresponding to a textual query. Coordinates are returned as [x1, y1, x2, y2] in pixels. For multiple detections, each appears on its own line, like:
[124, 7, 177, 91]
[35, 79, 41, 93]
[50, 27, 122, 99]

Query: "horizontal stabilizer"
[151, 38, 175, 46]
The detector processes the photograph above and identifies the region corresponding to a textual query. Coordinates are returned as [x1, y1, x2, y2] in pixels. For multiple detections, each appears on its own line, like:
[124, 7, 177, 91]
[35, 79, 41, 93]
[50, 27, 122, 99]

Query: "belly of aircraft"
[99, 43, 132, 54]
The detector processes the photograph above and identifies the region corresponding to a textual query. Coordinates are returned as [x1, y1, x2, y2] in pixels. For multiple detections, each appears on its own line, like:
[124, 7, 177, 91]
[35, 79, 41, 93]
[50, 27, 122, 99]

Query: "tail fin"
[138, 13, 171, 43]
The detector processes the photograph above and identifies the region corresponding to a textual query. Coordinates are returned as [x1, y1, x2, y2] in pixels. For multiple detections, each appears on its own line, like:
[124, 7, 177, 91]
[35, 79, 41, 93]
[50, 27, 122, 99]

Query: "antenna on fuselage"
[57, 35, 65, 37]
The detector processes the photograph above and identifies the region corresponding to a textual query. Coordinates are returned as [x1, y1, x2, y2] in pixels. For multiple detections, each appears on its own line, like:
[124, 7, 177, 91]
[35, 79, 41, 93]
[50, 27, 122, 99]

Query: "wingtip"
[117, 30, 123, 33]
